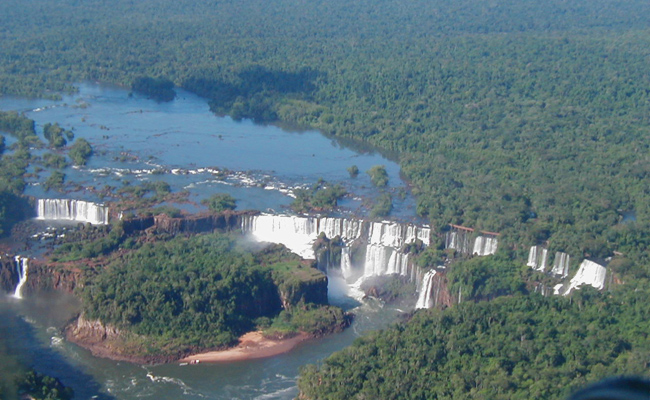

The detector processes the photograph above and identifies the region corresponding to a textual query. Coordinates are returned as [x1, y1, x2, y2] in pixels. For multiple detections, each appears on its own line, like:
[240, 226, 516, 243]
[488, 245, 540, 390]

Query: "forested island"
[1, 0, 650, 398]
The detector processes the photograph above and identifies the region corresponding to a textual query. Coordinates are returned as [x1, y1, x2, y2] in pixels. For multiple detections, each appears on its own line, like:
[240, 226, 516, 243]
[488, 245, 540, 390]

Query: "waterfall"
[340, 247, 353, 280]
[472, 236, 498, 256]
[363, 245, 410, 277]
[564, 260, 607, 295]
[551, 252, 570, 277]
[415, 270, 437, 309]
[445, 231, 472, 254]
[241, 214, 319, 258]
[527, 246, 548, 272]
[13, 256, 28, 299]
[36, 199, 109, 225]
[241, 214, 430, 284]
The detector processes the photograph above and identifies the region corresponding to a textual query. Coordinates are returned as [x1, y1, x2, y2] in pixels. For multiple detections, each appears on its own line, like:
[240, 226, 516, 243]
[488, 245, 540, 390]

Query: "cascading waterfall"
[445, 231, 472, 254]
[363, 245, 411, 277]
[36, 199, 109, 225]
[472, 236, 498, 256]
[551, 252, 570, 277]
[564, 260, 607, 295]
[415, 270, 437, 309]
[241, 213, 430, 285]
[527, 246, 548, 272]
[241, 214, 319, 258]
[340, 247, 353, 280]
[13, 256, 28, 299]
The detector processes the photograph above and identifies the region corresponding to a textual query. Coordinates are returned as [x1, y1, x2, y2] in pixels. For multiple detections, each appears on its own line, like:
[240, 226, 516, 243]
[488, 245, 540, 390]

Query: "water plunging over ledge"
[0, 83, 426, 399]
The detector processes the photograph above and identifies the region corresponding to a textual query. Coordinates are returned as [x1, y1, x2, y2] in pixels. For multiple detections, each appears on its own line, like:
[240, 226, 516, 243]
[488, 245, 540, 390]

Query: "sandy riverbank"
[178, 331, 311, 363]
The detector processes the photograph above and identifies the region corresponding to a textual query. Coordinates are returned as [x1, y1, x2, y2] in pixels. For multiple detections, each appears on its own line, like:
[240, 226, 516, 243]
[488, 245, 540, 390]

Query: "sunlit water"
[0, 83, 418, 218]
[0, 84, 419, 399]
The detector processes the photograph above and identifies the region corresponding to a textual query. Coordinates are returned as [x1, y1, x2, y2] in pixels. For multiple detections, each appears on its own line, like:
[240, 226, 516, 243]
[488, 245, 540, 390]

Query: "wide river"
[0, 84, 419, 399]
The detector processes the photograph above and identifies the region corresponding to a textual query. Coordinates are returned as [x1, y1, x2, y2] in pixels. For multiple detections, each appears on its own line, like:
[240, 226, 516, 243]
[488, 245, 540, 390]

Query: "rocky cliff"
[0, 255, 18, 293]
[26, 260, 84, 294]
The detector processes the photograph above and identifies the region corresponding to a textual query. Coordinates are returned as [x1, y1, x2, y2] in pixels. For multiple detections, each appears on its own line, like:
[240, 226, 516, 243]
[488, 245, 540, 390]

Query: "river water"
[0, 84, 420, 399]
[0, 83, 417, 217]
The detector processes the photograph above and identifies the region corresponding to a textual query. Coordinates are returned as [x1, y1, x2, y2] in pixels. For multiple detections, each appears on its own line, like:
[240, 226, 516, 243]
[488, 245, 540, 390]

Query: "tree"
[44, 171, 65, 191]
[367, 165, 389, 187]
[347, 165, 359, 178]
[202, 193, 237, 212]
[68, 138, 92, 166]
[370, 193, 392, 217]
[43, 123, 69, 148]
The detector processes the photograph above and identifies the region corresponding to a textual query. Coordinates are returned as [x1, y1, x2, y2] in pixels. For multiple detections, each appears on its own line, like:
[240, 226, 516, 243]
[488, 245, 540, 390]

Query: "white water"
[363, 245, 410, 277]
[36, 199, 109, 225]
[13, 256, 28, 299]
[340, 247, 353, 280]
[241, 214, 429, 288]
[446, 230, 498, 256]
[564, 259, 607, 295]
[445, 231, 471, 254]
[472, 236, 498, 256]
[551, 252, 570, 277]
[415, 270, 437, 309]
[527, 246, 548, 272]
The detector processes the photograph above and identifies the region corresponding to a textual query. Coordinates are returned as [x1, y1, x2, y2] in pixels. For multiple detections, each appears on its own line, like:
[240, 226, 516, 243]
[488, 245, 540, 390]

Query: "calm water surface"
[0, 83, 418, 218]
[0, 84, 419, 399]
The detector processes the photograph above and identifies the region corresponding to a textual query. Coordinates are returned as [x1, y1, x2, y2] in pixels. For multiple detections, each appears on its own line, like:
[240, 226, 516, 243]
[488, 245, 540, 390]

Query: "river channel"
[0, 83, 420, 399]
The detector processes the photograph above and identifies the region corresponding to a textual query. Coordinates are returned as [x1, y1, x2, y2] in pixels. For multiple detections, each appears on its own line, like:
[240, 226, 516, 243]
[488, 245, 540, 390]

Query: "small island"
[52, 214, 351, 364]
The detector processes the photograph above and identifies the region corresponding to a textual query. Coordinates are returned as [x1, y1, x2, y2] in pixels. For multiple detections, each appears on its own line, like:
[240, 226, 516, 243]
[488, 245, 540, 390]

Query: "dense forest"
[1, 0, 650, 397]
[75, 231, 346, 359]
[0, 0, 648, 261]
[298, 286, 650, 399]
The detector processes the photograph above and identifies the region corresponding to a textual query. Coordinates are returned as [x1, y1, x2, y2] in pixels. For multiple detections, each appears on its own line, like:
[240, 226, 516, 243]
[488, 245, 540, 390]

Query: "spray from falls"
[241, 214, 430, 288]
[36, 199, 109, 225]
[13, 256, 28, 299]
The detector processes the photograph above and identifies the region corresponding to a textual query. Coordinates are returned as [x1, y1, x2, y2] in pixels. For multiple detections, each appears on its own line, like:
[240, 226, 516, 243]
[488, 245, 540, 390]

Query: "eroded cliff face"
[429, 271, 453, 309]
[26, 260, 84, 294]
[0, 255, 19, 293]
[277, 267, 329, 311]
[64, 314, 163, 364]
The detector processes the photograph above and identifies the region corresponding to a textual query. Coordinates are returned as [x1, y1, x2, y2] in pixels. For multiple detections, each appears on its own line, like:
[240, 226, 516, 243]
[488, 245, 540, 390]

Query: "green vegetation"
[68, 138, 92, 166]
[43, 123, 72, 148]
[131, 76, 176, 102]
[291, 181, 346, 213]
[1, 0, 650, 396]
[447, 254, 528, 302]
[202, 193, 237, 212]
[52, 223, 125, 262]
[347, 165, 359, 178]
[41, 152, 68, 169]
[77, 232, 344, 358]
[298, 287, 650, 399]
[43, 170, 65, 191]
[0, 0, 647, 260]
[151, 205, 182, 218]
[366, 165, 389, 188]
[369, 193, 392, 218]
[0, 111, 38, 145]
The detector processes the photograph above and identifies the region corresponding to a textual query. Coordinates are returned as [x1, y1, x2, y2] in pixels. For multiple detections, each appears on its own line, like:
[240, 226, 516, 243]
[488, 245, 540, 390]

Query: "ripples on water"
[0, 83, 419, 399]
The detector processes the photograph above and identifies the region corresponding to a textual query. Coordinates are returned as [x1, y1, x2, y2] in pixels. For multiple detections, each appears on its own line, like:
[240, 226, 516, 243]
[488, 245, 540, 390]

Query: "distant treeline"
[1, 0, 649, 271]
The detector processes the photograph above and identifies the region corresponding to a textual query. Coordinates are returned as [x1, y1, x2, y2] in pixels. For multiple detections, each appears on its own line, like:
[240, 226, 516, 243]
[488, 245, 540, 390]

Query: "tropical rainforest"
[74, 231, 346, 359]
[1, 0, 650, 398]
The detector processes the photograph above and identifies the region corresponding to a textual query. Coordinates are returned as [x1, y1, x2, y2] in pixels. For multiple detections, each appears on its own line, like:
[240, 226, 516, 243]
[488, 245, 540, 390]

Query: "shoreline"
[178, 331, 311, 364]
